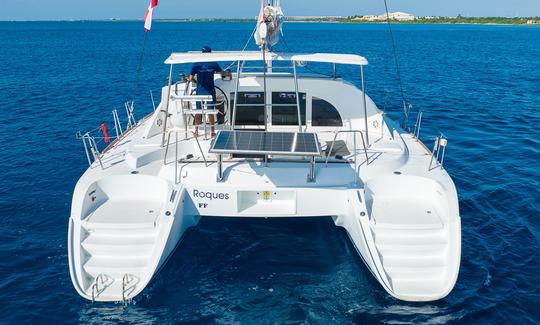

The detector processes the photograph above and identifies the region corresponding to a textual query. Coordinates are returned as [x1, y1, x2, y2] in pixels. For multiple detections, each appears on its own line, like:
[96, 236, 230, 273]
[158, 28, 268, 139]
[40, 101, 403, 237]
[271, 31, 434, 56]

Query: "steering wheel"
[214, 86, 229, 124]
[188, 84, 229, 125]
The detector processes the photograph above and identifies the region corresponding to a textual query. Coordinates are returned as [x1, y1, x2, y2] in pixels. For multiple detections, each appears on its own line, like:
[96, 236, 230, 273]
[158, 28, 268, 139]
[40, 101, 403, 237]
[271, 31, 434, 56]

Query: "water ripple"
[0, 21, 539, 323]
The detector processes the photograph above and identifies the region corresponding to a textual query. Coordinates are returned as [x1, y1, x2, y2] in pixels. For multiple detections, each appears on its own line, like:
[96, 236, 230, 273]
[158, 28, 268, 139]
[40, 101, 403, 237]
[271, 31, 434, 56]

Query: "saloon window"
[230, 92, 265, 126]
[312, 97, 343, 127]
[271, 92, 306, 126]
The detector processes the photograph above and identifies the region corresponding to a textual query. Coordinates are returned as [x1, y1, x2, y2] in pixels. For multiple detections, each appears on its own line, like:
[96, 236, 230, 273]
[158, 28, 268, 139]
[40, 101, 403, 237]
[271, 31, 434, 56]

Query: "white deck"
[85, 200, 161, 228]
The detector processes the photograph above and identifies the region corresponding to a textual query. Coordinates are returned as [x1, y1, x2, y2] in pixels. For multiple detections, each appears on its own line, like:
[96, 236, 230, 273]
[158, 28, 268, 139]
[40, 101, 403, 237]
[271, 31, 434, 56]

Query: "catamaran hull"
[68, 179, 200, 302]
[69, 175, 460, 302]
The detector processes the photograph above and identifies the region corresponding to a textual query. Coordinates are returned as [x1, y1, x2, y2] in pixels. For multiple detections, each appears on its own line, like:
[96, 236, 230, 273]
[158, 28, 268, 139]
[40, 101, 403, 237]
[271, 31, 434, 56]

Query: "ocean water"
[1, 21, 539, 324]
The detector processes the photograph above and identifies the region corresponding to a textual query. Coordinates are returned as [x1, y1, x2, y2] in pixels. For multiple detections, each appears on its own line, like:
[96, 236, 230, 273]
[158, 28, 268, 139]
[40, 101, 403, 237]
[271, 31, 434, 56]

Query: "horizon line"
[1, 15, 540, 22]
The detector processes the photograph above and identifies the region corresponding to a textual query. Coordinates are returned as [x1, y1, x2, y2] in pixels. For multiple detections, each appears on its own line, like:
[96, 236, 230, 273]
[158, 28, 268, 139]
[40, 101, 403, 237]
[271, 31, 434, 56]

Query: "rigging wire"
[131, 32, 150, 107]
[383, 0, 409, 127]
[224, 24, 258, 71]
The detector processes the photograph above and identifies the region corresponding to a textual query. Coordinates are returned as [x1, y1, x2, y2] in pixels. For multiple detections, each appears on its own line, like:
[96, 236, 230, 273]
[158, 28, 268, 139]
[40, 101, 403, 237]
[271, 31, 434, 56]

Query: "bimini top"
[165, 51, 368, 66]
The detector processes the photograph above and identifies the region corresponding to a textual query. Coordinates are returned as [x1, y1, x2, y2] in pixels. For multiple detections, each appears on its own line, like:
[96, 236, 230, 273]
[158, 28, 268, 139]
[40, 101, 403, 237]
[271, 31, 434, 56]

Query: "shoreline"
[1, 19, 539, 26]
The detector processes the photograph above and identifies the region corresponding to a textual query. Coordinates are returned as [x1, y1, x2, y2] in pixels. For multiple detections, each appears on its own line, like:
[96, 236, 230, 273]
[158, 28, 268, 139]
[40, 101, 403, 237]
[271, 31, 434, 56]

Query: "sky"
[1, 0, 539, 21]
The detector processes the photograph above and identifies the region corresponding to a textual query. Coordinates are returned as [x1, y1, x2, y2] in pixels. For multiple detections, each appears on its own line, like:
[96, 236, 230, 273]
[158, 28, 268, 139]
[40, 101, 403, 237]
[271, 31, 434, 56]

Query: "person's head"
[202, 46, 212, 53]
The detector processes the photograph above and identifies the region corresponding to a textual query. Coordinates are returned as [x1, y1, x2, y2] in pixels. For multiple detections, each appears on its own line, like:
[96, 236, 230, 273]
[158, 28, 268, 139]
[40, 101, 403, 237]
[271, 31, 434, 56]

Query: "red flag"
[144, 0, 159, 32]
[100, 123, 111, 143]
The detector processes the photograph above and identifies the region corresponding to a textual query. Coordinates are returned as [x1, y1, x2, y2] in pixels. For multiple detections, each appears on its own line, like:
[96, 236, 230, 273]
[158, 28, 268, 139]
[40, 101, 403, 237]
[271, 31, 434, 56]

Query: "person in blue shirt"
[189, 46, 227, 138]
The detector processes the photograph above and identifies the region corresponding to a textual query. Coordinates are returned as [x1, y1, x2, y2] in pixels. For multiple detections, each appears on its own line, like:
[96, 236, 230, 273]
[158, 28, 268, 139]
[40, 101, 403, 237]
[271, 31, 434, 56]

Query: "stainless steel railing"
[122, 273, 133, 303]
[112, 109, 123, 138]
[124, 101, 136, 128]
[77, 131, 104, 170]
[429, 134, 448, 170]
[164, 130, 209, 184]
[325, 130, 370, 185]
[91, 274, 107, 303]
[414, 110, 423, 138]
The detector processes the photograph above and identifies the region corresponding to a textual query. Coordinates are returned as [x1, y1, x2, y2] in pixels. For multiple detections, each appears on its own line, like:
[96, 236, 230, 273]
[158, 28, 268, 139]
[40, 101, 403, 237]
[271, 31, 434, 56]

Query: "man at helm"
[189, 46, 227, 138]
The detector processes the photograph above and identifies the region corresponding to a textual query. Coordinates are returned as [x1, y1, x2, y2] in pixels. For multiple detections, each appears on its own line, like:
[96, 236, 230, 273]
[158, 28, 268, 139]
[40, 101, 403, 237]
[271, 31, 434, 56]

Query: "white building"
[386, 12, 416, 21]
[357, 12, 416, 22]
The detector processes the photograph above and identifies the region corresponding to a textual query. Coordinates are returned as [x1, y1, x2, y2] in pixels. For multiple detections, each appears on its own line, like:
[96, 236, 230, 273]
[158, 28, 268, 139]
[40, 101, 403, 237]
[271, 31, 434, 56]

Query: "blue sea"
[1, 21, 539, 324]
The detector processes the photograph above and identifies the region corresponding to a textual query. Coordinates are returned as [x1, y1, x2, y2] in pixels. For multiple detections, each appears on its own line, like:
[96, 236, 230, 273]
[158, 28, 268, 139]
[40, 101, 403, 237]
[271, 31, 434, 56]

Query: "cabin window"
[230, 92, 265, 125]
[312, 97, 343, 127]
[271, 92, 306, 126]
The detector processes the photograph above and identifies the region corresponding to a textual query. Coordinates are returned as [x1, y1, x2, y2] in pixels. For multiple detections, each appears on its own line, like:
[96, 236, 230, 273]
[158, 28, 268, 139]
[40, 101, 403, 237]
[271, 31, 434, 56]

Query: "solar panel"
[210, 131, 321, 156]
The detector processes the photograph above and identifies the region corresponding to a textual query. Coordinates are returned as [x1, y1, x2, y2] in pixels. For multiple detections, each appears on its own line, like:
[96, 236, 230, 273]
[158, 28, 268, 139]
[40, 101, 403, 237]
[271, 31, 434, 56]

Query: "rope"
[383, 0, 409, 124]
[224, 24, 258, 71]
[131, 31, 149, 105]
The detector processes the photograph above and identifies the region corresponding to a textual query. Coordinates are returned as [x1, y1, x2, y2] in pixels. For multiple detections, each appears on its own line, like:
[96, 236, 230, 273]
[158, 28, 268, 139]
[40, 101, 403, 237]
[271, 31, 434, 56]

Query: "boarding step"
[83, 256, 149, 278]
[82, 233, 156, 246]
[374, 221, 444, 230]
[376, 243, 447, 255]
[83, 200, 161, 230]
[384, 266, 446, 279]
[370, 199, 444, 229]
[83, 220, 158, 230]
[372, 227, 447, 246]
[83, 227, 159, 237]
[390, 277, 445, 297]
[82, 236, 155, 257]
[381, 253, 447, 268]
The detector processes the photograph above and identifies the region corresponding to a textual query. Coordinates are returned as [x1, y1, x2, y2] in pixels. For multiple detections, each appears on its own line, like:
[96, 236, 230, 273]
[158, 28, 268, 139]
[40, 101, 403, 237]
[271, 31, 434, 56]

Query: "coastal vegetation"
[342, 15, 540, 25]
[155, 16, 540, 25]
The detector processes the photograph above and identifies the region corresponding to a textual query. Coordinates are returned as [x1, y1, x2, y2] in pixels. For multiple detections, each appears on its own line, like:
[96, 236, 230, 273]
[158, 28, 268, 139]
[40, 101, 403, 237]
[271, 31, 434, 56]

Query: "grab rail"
[413, 110, 423, 138]
[150, 90, 157, 111]
[112, 109, 124, 138]
[429, 134, 448, 170]
[164, 130, 209, 184]
[91, 274, 107, 303]
[124, 101, 136, 128]
[77, 132, 104, 170]
[325, 130, 370, 185]
[122, 273, 132, 303]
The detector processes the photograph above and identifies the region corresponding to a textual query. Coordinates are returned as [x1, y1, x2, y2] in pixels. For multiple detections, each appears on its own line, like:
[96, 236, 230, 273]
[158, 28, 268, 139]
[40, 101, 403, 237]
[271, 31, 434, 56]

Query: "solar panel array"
[210, 131, 321, 156]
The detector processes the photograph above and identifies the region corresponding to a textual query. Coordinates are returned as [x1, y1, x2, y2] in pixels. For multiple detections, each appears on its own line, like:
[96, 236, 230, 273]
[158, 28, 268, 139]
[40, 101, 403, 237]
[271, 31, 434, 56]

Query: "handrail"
[124, 101, 136, 128]
[91, 274, 107, 303]
[77, 96, 152, 167]
[164, 129, 209, 184]
[122, 274, 132, 303]
[171, 93, 217, 140]
[192, 132, 208, 167]
[429, 134, 448, 170]
[325, 130, 370, 185]
[77, 132, 104, 170]
[112, 109, 123, 138]
[150, 90, 157, 111]
[413, 110, 423, 138]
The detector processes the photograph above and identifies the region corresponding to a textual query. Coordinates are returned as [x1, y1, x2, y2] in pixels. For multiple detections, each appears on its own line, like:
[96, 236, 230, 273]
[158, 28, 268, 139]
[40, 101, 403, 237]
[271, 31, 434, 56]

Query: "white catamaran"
[68, 1, 461, 303]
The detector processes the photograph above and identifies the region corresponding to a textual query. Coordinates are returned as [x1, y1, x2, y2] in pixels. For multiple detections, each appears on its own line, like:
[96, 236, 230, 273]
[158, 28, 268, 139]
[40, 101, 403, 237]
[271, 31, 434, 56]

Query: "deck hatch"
[210, 130, 322, 156]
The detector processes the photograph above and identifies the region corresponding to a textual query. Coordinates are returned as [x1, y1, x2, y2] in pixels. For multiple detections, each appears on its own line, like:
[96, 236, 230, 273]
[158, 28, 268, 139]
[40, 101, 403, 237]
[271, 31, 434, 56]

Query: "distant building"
[356, 12, 416, 22]
[288, 16, 343, 21]
[386, 12, 416, 21]
[356, 15, 384, 22]
[527, 20, 540, 25]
